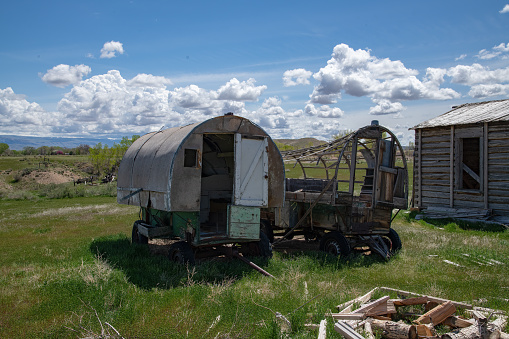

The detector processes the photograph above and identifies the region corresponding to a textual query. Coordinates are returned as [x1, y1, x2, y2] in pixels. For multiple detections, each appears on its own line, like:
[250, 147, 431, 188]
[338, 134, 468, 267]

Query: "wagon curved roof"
[117, 114, 285, 211]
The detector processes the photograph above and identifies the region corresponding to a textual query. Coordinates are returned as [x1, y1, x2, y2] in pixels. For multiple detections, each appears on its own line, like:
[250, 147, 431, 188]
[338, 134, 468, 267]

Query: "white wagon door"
[233, 134, 269, 207]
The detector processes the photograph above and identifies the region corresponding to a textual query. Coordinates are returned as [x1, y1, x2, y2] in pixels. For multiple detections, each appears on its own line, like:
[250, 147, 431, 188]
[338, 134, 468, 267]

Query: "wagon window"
[459, 138, 480, 190]
[184, 149, 198, 167]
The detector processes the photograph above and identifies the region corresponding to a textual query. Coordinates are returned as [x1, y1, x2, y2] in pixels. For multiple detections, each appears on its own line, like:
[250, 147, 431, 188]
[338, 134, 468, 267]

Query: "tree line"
[0, 135, 140, 176]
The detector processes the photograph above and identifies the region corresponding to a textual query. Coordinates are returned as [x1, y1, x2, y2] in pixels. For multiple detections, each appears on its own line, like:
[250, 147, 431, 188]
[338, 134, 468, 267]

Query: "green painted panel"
[228, 205, 260, 240]
[172, 211, 199, 238]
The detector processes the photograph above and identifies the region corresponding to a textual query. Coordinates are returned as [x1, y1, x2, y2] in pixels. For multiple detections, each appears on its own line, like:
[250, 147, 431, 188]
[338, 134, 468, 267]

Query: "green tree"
[0, 143, 9, 155]
[88, 135, 140, 175]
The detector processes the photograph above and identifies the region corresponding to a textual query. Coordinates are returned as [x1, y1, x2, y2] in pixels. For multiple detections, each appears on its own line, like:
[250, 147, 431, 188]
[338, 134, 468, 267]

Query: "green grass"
[0, 197, 507, 338]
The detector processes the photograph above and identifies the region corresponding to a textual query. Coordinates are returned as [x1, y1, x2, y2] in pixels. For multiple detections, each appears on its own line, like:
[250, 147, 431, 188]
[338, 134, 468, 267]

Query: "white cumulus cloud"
[100, 41, 124, 59]
[500, 4, 509, 13]
[127, 73, 172, 88]
[214, 78, 266, 101]
[283, 68, 313, 86]
[41, 64, 91, 88]
[468, 84, 509, 98]
[0, 87, 62, 135]
[304, 103, 344, 118]
[309, 44, 458, 112]
[447, 63, 509, 86]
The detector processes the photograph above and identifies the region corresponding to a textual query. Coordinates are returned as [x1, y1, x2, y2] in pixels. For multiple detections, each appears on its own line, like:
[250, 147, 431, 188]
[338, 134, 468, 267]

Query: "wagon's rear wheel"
[168, 241, 195, 265]
[382, 228, 402, 255]
[319, 231, 350, 258]
[132, 220, 148, 245]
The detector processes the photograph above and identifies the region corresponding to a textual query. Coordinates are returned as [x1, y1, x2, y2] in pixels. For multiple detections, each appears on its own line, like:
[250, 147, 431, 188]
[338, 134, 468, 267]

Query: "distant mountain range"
[0, 135, 119, 151]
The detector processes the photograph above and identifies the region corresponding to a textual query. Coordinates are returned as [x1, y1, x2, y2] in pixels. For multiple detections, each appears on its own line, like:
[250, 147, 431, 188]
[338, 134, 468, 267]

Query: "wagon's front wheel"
[168, 241, 195, 265]
[382, 228, 402, 255]
[132, 220, 148, 245]
[319, 231, 350, 258]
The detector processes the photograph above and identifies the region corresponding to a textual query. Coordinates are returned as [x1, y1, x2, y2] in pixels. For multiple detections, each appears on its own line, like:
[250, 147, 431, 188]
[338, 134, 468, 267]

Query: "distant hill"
[0, 135, 118, 151]
[274, 137, 326, 149]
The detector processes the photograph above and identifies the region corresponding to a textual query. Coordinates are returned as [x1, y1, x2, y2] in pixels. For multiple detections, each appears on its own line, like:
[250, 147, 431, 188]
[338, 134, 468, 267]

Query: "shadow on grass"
[89, 234, 270, 290]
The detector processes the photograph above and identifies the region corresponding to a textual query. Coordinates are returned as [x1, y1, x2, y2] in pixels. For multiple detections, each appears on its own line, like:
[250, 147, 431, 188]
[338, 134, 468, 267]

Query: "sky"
[1, 1, 509, 146]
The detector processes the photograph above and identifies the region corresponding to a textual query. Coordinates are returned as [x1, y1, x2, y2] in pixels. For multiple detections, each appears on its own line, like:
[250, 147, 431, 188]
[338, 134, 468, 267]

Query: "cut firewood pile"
[308, 286, 508, 339]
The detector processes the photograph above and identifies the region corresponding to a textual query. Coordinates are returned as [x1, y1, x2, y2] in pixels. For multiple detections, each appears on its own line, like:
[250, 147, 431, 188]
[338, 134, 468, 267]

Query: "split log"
[393, 297, 429, 306]
[416, 323, 436, 337]
[379, 287, 473, 310]
[443, 316, 475, 329]
[371, 319, 418, 339]
[366, 300, 397, 317]
[365, 321, 376, 339]
[415, 301, 456, 326]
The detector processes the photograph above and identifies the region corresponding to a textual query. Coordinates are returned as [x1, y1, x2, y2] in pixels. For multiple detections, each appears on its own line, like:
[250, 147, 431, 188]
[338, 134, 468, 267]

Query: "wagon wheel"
[319, 231, 350, 258]
[382, 228, 402, 255]
[260, 219, 274, 243]
[168, 241, 195, 265]
[132, 220, 148, 245]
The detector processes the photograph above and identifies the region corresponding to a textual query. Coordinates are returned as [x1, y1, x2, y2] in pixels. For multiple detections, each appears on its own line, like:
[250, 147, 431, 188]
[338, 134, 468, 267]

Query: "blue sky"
[1, 1, 509, 145]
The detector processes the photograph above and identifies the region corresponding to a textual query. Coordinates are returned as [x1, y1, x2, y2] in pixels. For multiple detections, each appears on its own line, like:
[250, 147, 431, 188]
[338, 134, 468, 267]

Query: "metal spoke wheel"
[168, 241, 195, 265]
[319, 231, 350, 258]
[132, 220, 148, 245]
[382, 228, 402, 255]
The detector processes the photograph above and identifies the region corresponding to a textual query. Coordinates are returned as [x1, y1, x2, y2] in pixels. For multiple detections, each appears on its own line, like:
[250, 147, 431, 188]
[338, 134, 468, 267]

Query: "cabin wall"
[414, 122, 509, 217]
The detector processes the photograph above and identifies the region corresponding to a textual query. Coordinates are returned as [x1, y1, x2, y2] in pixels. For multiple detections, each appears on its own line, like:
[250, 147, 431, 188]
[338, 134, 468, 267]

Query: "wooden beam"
[337, 288, 379, 313]
[318, 319, 327, 339]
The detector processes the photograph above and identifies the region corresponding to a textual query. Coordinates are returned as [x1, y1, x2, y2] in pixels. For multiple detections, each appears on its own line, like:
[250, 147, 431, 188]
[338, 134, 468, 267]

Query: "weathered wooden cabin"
[411, 99, 509, 222]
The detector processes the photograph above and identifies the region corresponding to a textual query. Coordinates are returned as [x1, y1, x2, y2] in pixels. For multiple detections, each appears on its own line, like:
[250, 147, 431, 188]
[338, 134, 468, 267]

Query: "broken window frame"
[454, 131, 483, 192]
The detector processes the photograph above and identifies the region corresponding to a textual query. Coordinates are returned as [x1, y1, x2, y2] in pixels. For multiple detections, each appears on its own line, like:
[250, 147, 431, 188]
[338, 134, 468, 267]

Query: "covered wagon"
[117, 114, 285, 264]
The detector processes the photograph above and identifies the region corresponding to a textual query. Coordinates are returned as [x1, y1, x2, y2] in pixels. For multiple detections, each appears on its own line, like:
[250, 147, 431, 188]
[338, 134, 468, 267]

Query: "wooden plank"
[336, 288, 379, 313]
[414, 301, 456, 325]
[353, 296, 391, 314]
[318, 319, 327, 339]
[328, 313, 366, 321]
[334, 321, 366, 339]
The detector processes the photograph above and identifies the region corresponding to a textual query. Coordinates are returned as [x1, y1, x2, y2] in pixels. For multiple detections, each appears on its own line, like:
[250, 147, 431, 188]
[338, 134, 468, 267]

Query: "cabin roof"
[411, 99, 509, 130]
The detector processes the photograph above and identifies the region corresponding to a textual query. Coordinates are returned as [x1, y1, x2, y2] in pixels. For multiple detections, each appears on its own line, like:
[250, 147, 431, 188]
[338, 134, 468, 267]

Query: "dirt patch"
[25, 169, 77, 185]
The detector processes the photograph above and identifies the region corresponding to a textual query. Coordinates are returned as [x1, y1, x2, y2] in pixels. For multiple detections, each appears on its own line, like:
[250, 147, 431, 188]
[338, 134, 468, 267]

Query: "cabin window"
[184, 149, 198, 167]
[459, 137, 481, 190]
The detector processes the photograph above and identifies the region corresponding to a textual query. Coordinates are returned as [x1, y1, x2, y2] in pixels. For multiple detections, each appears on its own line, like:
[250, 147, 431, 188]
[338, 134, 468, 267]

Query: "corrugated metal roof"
[411, 99, 509, 130]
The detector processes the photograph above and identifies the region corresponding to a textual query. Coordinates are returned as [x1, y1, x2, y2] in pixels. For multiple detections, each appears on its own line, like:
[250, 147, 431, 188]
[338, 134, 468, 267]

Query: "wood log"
[425, 302, 440, 312]
[443, 316, 475, 329]
[371, 319, 418, 339]
[415, 301, 456, 326]
[441, 324, 487, 339]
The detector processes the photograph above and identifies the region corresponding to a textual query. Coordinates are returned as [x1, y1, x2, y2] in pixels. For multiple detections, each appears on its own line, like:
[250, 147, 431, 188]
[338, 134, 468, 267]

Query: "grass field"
[0, 196, 507, 338]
